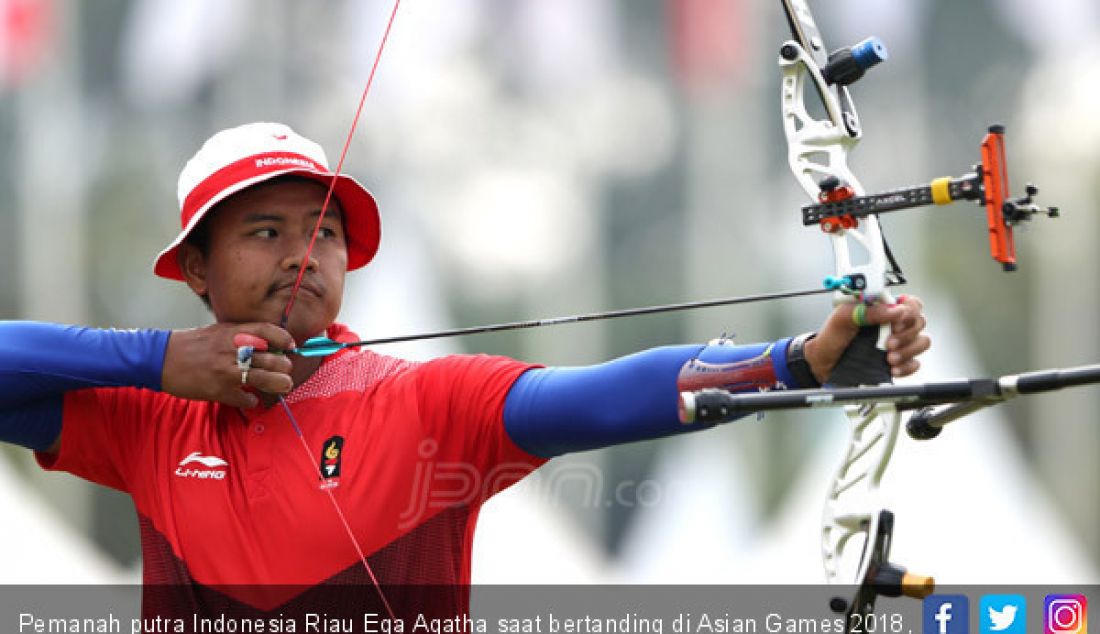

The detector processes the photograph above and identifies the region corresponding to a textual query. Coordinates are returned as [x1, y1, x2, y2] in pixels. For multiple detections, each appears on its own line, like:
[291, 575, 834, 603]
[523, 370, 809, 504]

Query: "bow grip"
[826, 325, 892, 387]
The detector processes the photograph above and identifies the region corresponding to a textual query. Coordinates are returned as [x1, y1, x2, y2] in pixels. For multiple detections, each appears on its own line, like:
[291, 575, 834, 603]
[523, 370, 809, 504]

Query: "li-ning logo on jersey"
[318, 436, 344, 490]
[174, 451, 228, 480]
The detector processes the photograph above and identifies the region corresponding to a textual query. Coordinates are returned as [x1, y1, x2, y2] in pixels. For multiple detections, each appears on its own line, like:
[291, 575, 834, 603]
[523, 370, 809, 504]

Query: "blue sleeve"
[504, 338, 795, 458]
[0, 322, 170, 451]
[0, 398, 64, 452]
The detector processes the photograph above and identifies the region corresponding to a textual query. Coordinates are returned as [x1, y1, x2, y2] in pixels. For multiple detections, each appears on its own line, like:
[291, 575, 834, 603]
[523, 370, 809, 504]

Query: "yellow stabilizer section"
[902, 572, 936, 599]
[930, 177, 953, 205]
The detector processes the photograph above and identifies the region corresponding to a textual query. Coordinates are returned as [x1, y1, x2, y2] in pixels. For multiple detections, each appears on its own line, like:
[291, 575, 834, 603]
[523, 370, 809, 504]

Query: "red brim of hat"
[153, 169, 381, 281]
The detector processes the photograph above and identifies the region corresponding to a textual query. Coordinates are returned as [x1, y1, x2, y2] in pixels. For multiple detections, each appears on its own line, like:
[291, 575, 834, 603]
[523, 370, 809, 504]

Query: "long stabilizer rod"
[677, 363, 1100, 439]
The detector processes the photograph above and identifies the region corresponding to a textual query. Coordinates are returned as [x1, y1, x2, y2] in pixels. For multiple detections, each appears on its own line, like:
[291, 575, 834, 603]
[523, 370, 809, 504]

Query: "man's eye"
[320, 227, 339, 239]
[253, 228, 277, 238]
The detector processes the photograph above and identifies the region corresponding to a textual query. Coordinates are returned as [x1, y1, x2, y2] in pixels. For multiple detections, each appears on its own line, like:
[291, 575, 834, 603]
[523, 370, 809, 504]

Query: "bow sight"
[801, 125, 1059, 272]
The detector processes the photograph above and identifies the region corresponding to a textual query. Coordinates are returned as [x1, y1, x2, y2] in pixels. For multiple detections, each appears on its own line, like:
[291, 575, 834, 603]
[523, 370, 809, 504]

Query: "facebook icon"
[925, 595, 970, 634]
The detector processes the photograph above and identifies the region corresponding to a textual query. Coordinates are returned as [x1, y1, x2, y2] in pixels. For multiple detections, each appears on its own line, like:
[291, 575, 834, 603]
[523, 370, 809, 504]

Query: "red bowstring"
[276, 0, 402, 620]
[280, 0, 403, 330]
[278, 399, 397, 620]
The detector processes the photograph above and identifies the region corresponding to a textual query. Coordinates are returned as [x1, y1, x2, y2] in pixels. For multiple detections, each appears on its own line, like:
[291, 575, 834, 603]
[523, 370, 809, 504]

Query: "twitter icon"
[981, 595, 1026, 634]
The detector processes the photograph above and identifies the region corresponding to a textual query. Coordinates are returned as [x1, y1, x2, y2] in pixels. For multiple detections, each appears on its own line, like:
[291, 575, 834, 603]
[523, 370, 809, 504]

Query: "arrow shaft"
[297, 285, 840, 354]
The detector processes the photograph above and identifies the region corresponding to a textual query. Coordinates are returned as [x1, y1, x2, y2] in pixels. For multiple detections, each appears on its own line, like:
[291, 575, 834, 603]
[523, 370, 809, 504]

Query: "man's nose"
[280, 238, 319, 272]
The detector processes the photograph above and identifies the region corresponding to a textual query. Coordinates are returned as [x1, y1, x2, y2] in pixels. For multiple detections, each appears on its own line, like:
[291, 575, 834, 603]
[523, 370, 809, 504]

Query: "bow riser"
[777, 2, 914, 623]
[780, 40, 894, 322]
[821, 403, 901, 598]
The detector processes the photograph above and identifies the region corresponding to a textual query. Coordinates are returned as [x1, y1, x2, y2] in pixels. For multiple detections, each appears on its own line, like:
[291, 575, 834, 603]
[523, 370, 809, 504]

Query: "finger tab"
[233, 333, 270, 351]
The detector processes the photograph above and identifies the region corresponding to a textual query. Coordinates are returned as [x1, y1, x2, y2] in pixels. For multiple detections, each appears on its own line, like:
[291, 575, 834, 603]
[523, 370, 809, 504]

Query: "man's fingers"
[233, 333, 269, 351]
[228, 325, 296, 400]
[898, 294, 924, 311]
[163, 323, 302, 406]
[862, 303, 925, 343]
[250, 351, 293, 375]
[887, 317, 927, 348]
[887, 334, 932, 364]
[237, 323, 296, 352]
[861, 300, 929, 377]
[244, 368, 294, 395]
[864, 303, 911, 326]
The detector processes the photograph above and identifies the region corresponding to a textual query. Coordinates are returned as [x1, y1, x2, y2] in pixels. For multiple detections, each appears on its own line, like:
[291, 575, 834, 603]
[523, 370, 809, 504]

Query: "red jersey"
[37, 324, 544, 620]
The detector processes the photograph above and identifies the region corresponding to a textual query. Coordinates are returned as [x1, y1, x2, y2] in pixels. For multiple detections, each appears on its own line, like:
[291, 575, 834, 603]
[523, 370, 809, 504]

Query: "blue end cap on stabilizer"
[851, 36, 887, 70]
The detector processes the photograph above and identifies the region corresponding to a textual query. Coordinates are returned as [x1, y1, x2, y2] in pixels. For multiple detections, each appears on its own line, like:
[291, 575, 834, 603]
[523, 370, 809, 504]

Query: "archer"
[0, 122, 929, 620]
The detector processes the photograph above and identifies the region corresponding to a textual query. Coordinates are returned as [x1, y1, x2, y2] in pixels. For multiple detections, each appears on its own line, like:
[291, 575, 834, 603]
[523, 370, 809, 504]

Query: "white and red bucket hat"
[153, 122, 381, 281]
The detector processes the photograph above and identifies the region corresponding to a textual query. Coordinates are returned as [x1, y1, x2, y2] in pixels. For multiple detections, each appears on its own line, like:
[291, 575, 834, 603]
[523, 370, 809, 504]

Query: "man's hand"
[162, 323, 297, 409]
[804, 296, 931, 384]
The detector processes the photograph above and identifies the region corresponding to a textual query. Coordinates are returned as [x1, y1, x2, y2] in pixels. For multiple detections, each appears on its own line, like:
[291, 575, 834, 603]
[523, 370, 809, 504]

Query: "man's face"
[179, 178, 348, 343]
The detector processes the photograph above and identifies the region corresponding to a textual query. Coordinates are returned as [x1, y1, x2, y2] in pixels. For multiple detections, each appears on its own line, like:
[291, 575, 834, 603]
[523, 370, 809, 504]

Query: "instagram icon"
[1046, 595, 1088, 634]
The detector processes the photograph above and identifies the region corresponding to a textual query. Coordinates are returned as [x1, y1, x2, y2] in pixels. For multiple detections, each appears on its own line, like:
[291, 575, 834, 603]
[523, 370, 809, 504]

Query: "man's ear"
[177, 243, 209, 298]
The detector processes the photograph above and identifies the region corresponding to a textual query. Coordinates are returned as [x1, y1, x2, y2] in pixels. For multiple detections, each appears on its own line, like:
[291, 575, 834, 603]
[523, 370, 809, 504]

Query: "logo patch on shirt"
[175, 451, 228, 480]
[319, 436, 344, 489]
